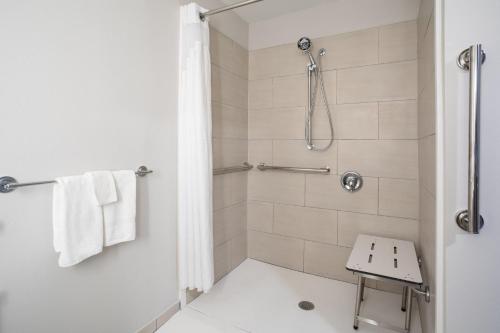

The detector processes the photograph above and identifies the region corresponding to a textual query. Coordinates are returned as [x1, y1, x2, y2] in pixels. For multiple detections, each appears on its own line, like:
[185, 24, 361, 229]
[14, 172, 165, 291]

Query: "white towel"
[52, 175, 103, 267]
[103, 170, 136, 246]
[85, 171, 117, 205]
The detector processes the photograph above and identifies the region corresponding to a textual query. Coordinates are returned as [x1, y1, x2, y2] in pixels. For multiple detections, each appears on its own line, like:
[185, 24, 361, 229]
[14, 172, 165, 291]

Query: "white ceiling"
[220, 0, 333, 23]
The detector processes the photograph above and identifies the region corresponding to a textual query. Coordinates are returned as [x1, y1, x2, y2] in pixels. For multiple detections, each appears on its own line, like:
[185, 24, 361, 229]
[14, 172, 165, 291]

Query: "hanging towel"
[103, 170, 136, 246]
[85, 171, 117, 205]
[52, 175, 103, 267]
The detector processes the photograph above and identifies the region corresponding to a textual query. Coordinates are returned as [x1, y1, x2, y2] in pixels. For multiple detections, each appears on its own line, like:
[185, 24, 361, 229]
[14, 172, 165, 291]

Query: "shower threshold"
[158, 259, 422, 333]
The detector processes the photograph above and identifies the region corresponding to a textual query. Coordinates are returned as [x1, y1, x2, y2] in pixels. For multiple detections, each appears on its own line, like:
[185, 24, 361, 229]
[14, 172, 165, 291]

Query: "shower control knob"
[340, 171, 363, 193]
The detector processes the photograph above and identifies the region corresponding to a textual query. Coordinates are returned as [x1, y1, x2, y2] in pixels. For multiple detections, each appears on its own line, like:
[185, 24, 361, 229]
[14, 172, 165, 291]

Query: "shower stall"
[179, 0, 436, 332]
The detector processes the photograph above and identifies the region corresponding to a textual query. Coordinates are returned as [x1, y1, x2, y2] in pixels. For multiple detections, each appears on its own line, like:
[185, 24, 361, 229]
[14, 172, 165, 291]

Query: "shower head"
[298, 37, 316, 66]
[297, 37, 312, 52]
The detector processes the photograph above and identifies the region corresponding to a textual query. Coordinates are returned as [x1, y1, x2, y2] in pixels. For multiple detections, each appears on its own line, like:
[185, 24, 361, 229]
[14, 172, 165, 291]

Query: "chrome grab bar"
[456, 44, 486, 233]
[0, 166, 153, 194]
[257, 163, 330, 175]
[213, 162, 253, 175]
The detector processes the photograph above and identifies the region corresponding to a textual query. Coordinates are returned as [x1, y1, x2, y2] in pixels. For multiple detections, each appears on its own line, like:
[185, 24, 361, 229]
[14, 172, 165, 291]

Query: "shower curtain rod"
[199, 0, 263, 21]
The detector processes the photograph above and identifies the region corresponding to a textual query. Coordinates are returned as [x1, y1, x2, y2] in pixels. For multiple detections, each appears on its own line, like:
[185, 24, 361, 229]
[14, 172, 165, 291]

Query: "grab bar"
[456, 44, 486, 233]
[257, 163, 330, 175]
[213, 162, 253, 175]
[0, 166, 153, 194]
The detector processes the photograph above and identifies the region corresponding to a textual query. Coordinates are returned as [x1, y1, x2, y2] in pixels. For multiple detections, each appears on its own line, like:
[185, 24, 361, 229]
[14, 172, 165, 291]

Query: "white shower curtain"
[178, 3, 214, 293]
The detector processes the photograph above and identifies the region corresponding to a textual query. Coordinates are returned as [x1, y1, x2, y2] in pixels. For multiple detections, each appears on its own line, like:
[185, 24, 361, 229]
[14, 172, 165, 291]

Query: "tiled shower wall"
[246, 21, 419, 290]
[210, 29, 249, 282]
[417, 0, 436, 331]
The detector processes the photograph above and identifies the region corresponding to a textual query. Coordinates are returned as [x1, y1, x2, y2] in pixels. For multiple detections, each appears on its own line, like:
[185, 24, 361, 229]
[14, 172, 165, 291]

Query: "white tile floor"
[158, 259, 422, 333]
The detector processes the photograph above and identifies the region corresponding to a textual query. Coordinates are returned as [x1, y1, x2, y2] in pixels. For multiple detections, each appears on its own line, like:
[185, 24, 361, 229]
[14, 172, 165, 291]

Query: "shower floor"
[158, 259, 422, 333]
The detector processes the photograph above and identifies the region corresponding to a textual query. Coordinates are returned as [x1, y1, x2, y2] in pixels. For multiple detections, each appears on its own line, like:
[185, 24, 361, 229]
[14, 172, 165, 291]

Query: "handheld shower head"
[298, 37, 316, 67]
[297, 37, 312, 52]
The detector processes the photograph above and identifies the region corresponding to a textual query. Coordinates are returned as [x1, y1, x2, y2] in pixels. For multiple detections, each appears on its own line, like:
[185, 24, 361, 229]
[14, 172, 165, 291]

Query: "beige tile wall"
[417, 1, 436, 332]
[210, 28, 248, 282]
[247, 21, 419, 292]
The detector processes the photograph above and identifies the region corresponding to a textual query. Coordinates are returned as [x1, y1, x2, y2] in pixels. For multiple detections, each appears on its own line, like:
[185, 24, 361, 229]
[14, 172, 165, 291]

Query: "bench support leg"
[404, 287, 413, 331]
[353, 276, 364, 330]
[360, 277, 366, 301]
[401, 286, 408, 311]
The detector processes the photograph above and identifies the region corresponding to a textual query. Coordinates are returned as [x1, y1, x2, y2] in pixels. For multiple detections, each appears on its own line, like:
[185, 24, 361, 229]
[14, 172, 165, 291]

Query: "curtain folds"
[177, 3, 214, 293]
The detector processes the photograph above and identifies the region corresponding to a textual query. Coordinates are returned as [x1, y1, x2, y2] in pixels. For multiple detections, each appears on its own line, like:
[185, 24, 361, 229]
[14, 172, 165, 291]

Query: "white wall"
[249, 0, 420, 50]
[0, 1, 179, 332]
[441, 0, 500, 331]
[181, 0, 249, 49]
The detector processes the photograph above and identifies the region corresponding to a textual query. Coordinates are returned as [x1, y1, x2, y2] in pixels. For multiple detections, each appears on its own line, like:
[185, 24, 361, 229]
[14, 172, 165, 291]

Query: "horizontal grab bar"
[257, 163, 330, 175]
[213, 162, 253, 175]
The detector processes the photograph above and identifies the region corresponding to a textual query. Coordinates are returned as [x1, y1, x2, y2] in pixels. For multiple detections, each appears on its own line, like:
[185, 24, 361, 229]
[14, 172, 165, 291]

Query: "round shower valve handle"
[340, 171, 363, 193]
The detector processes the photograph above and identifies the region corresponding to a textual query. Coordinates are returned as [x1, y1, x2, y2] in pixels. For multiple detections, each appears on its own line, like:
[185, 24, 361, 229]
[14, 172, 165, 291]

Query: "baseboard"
[137, 301, 180, 333]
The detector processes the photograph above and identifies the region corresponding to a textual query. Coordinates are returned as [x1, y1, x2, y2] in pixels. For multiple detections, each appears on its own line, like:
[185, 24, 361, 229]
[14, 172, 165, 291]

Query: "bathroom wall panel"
[379, 178, 419, 219]
[248, 139, 273, 165]
[316, 28, 379, 70]
[212, 138, 248, 169]
[379, 100, 418, 139]
[249, 43, 305, 80]
[273, 74, 308, 108]
[213, 202, 247, 246]
[248, 78, 273, 109]
[210, 29, 249, 282]
[247, 22, 419, 295]
[0, 1, 180, 331]
[337, 61, 417, 103]
[214, 240, 232, 281]
[338, 140, 418, 180]
[274, 204, 338, 245]
[248, 230, 305, 271]
[305, 175, 379, 214]
[303, 242, 356, 283]
[248, 107, 305, 139]
[333, 103, 379, 139]
[379, 21, 418, 63]
[248, 171, 305, 205]
[247, 201, 274, 233]
[338, 212, 419, 247]
[212, 102, 248, 139]
[416, 1, 436, 331]
[272, 140, 337, 171]
[419, 134, 436, 196]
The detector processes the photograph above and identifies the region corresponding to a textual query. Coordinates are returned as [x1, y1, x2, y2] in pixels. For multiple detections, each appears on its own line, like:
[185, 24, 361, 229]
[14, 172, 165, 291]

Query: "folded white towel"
[52, 175, 103, 267]
[85, 171, 117, 205]
[103, 170, 136, 246]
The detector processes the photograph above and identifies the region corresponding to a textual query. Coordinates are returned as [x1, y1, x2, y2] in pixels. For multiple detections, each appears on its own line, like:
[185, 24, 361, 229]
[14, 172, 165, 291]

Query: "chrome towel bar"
[257, 163, 330, 175]
[213, 163, 253, 175]
[0, 166, 153, 194]
[456, 44, 486, 233]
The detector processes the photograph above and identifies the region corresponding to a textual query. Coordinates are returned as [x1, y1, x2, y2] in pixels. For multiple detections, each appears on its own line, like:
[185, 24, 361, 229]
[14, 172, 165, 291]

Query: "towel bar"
[0, 166, 153, 193]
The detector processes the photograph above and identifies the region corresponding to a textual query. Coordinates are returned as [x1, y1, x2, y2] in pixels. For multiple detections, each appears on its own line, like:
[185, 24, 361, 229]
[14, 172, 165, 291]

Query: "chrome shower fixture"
[297, 37, 334, 151]
[297, 37, 312, 51]
[297, 37, 317, 68]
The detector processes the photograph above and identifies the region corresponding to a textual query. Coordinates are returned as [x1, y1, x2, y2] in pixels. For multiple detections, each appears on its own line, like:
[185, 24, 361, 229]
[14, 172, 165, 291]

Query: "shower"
[297, 37, 334, 151]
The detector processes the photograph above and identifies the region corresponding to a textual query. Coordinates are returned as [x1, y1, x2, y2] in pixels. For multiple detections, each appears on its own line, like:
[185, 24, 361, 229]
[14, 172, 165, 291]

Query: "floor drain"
[298, 301, 315, 311]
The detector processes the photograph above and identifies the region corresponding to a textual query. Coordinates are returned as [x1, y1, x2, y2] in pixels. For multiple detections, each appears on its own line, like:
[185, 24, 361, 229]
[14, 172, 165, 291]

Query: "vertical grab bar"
[456, 44, 486, 233]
